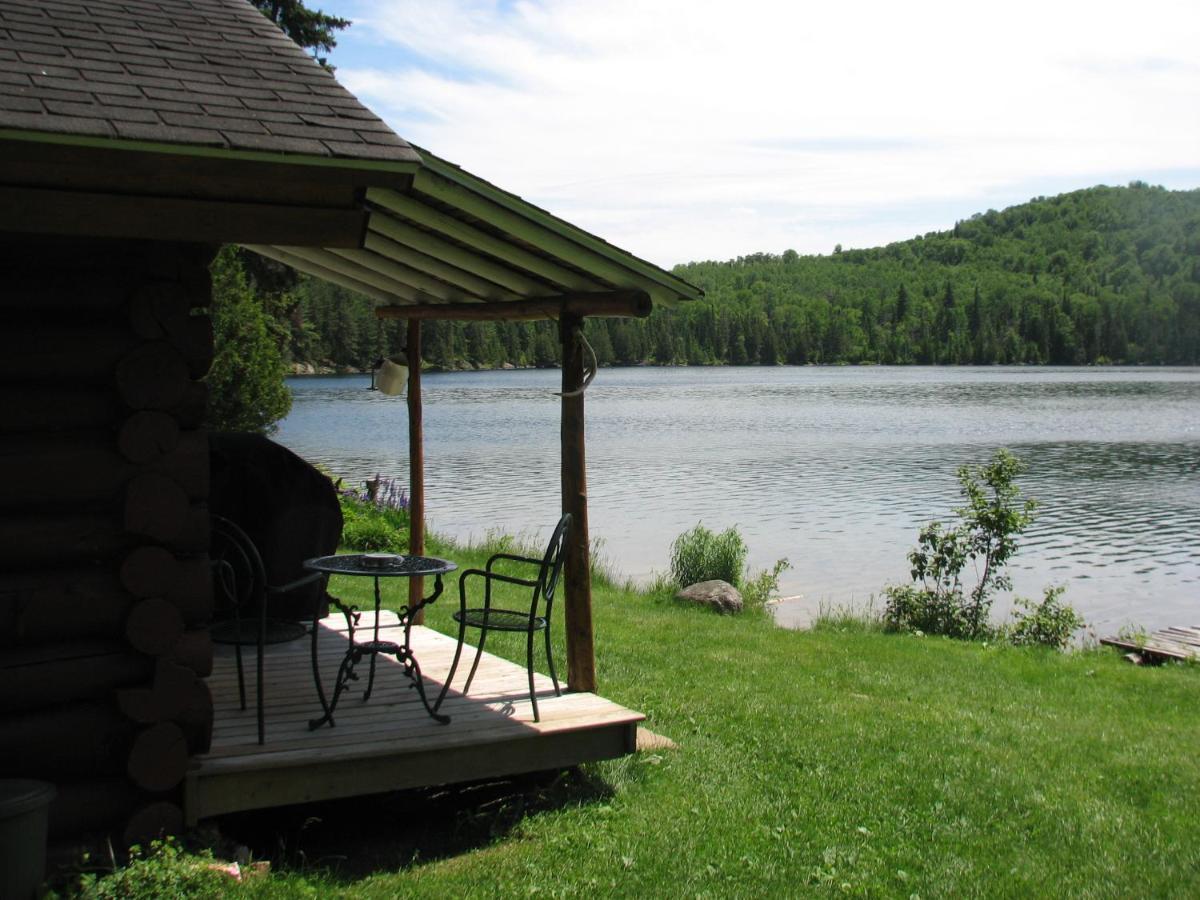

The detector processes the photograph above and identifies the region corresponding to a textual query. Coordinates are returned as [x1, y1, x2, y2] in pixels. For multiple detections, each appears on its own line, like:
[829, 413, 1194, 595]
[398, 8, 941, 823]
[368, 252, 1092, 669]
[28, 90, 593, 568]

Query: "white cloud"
[335, 0, 1200, 265]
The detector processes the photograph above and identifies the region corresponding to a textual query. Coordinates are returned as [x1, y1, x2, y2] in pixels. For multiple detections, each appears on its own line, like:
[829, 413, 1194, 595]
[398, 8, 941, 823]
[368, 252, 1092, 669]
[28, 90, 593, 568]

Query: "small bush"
[338, 474, 410, 552]
[742, 557, 791, 609]
[1008, 586, 1085, 649]
[883, 582, 982, 638]
[670, 523, 748, 587]
[341, 513, 405, 552]
[668, 523, 790, 610]
[884, 450, 1087, 649]
[884, 449, 1036, 640]
[77, 840, 226, 900]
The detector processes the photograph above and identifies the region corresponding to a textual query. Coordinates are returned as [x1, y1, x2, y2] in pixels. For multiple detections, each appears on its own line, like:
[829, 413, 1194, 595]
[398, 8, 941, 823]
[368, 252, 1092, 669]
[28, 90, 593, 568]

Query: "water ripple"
[278, 367, 1200, 632]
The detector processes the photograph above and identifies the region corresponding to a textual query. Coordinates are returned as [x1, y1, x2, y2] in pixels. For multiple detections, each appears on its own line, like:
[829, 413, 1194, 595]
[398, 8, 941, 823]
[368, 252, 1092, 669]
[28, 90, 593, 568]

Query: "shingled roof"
[0, 0, 418, 163]
[0, 0, 701, 308]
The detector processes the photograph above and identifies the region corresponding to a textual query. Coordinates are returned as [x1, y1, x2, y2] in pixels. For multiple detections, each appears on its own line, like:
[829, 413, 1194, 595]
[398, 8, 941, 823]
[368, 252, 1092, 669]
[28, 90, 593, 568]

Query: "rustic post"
[407, 319, 426, 621]
[559, 312, 596, 692]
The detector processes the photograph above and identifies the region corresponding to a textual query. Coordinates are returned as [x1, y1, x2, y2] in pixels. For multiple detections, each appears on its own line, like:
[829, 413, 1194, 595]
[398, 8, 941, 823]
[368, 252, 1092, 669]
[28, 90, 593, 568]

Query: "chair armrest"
[460, 568, 538, 590]
[266, 570, 326, 596]
[486, 552, 542, 572]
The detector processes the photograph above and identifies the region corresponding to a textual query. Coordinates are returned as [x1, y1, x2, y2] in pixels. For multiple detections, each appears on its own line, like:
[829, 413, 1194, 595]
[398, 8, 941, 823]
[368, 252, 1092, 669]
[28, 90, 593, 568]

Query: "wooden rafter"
[367, 188, 603, 292]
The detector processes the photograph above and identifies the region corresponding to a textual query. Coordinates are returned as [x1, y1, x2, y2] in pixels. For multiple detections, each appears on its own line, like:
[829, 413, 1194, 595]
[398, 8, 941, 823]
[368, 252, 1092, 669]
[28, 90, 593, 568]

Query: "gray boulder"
[675, 580, 743, 614]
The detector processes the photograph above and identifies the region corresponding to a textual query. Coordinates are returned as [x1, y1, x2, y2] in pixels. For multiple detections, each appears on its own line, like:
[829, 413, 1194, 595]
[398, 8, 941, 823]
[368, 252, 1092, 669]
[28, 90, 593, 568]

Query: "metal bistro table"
[303, 553, 457, 728]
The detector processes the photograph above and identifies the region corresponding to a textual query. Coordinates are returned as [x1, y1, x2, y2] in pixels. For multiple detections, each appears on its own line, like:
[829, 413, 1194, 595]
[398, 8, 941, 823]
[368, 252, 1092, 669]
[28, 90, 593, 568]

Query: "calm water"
[276, 367, 1200, 633]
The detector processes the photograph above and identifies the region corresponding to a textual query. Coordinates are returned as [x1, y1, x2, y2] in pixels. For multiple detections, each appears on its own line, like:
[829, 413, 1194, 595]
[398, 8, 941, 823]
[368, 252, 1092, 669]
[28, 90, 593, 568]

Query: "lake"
[275, 367, 1200, 634]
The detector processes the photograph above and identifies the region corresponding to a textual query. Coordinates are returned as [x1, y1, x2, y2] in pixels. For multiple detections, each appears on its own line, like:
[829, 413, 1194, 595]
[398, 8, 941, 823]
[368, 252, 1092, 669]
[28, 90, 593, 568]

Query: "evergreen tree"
[251, 0, 350, 68]
[274, 184, 1200, 372]
[205, 247, 293, 434]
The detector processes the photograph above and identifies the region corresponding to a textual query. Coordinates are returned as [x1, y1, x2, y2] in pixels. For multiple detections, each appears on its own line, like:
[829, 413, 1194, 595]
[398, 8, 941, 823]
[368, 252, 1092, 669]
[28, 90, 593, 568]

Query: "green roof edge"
[415, 148, 703, 303]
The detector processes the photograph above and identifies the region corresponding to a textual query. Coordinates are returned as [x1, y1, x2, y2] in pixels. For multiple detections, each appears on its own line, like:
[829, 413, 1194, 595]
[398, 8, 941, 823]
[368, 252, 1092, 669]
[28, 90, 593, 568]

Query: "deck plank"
[187, 611, 643, 823]
[1101, 625, 1200, 662]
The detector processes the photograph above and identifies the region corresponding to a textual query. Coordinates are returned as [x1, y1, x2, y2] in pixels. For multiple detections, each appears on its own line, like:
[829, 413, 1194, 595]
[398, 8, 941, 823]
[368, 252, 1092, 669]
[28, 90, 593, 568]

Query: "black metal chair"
[436, 514, 571, 722]
[210, 514, 325, 745]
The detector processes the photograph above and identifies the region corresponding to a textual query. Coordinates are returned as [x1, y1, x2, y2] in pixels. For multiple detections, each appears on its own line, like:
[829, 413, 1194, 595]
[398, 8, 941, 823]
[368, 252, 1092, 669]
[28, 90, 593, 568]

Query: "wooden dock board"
[1101, 625, 1200, 662]
[186, 611, 643, 823]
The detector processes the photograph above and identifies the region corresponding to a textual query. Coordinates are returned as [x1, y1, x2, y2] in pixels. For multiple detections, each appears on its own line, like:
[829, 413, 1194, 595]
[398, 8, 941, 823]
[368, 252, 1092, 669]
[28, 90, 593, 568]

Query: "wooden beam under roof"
[375, 290, 652, 322]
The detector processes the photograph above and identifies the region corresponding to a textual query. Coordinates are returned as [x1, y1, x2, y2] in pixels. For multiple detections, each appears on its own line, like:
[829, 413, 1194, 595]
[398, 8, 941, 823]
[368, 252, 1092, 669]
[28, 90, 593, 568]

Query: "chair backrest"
[537, 513, 572, 616]
[210, 514, 267, 616]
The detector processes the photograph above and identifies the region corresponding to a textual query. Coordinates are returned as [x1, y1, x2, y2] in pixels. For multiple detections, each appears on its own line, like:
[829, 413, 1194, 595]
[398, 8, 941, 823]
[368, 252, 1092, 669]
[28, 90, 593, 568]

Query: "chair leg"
[434, 616, 468, 712]
[545, 627, 561, 697]
[462, 627, 488, 695]
[527, 627, 539, 722]
[233, 609, 246, 711]
[256, 598, 266, 746]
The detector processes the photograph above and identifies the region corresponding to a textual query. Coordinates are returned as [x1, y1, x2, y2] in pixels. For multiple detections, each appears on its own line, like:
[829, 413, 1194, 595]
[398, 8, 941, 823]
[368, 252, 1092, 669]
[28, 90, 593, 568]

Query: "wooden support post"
[407, 319, 426, 622]
[560, 313, 596, 692]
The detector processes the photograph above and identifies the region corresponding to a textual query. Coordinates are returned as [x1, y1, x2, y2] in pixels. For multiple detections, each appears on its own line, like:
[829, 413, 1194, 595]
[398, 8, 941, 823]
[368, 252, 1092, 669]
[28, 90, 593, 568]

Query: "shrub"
[883, 450, 1086, 648]
[77, 840, 226, 900]
[670, 523, 748, 587]
[1008, 586, 1085, 649]
[668, 524, 791, 610]
[742, 557, 791, 609]
[341, 512, 405, 552]
[338, 474, 410, 552]
[203, 247, 291, 435]
[884, 449, 1036, 640]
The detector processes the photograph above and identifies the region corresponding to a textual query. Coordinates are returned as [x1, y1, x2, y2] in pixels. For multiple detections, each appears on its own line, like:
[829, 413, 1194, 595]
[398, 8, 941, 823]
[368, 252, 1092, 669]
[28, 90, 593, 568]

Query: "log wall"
[0, 237, 216, 845]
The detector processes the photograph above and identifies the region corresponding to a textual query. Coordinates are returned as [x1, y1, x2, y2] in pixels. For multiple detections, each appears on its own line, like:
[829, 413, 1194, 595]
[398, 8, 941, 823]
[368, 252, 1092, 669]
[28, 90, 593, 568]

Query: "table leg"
[396, 645, 450, 725]
[309, 595, 359, 731]
[364, 576, 381, 702]
[310, 571, 451, 729]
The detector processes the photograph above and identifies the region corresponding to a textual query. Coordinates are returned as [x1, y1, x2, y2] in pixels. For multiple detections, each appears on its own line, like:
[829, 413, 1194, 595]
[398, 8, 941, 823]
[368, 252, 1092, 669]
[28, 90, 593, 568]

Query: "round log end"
[115, 342, 190, 410]
[125, 597, 185, 655]
[123, 474, 189, 541]
[118, 411, 181, 463]
[127, 722, 189, 792]
[120, 546, 181, 598]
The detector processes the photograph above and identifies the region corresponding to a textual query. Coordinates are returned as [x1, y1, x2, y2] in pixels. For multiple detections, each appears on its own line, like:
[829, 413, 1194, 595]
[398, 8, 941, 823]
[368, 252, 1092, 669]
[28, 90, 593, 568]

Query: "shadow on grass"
[213, 765, 615, 882]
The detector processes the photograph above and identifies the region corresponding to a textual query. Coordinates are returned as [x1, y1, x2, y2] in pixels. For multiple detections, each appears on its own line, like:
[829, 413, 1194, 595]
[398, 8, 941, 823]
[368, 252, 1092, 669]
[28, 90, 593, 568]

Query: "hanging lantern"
[375, 354, 408, 397]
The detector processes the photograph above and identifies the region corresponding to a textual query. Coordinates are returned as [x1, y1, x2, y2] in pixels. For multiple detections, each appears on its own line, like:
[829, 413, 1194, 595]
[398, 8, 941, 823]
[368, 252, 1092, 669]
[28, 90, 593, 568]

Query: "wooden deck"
[1101, 625, 1200, 662]
[185, 611, 643, 824]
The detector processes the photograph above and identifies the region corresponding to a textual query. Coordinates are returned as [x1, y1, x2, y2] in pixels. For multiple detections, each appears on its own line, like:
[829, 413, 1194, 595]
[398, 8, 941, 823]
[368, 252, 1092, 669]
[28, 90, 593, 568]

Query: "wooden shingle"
[0, 0, 419, 164]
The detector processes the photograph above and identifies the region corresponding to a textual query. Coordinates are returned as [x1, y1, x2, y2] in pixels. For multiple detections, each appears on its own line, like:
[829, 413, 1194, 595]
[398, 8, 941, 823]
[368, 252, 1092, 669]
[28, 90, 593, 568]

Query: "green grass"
[82, 535, 1200, 897]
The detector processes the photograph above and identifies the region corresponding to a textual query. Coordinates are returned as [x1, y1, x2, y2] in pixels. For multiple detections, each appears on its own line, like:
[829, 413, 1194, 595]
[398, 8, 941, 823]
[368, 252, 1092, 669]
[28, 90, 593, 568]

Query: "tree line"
[276, 183, 1199, 370]
[209, 182, 1200, 424]
[232, 5, 1199, 372]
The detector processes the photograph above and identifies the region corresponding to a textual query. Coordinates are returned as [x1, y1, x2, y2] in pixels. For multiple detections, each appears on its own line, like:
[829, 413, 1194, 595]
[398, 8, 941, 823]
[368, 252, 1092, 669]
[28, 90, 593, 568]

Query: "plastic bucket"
[0, 779, 56, 900]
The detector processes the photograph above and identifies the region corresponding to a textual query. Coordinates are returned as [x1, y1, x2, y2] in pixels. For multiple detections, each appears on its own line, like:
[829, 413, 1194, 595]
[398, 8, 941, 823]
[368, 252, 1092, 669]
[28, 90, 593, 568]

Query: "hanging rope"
[554, 318, 598, 398]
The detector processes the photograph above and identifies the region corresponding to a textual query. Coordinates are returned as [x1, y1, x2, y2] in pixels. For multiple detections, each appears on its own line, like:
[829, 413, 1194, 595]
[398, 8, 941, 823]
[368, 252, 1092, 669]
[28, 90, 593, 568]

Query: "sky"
[316, 0, 1200, 268]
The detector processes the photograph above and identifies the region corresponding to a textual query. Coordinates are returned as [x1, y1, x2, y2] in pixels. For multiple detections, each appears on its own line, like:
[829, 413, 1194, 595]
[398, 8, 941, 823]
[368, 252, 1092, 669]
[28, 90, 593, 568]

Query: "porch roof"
[0, 0, 701, 309]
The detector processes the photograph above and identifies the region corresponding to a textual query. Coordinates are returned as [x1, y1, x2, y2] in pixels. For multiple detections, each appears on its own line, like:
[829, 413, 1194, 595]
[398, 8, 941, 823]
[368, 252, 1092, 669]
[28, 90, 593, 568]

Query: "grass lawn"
[82, 535, 1200, 898]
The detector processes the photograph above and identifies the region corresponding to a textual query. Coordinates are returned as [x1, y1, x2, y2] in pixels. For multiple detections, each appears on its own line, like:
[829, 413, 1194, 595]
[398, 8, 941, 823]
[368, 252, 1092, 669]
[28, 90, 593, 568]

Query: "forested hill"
[287, 183, 1200, 370]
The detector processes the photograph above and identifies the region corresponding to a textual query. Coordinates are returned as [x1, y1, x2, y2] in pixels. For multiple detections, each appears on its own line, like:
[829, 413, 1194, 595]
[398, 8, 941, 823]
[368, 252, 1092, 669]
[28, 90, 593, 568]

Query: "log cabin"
[0, 0, 700, 845]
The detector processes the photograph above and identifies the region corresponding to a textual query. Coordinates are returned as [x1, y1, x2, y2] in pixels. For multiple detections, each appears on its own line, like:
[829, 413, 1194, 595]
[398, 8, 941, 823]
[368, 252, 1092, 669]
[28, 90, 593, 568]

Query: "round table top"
[304, 553, 457, 578]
